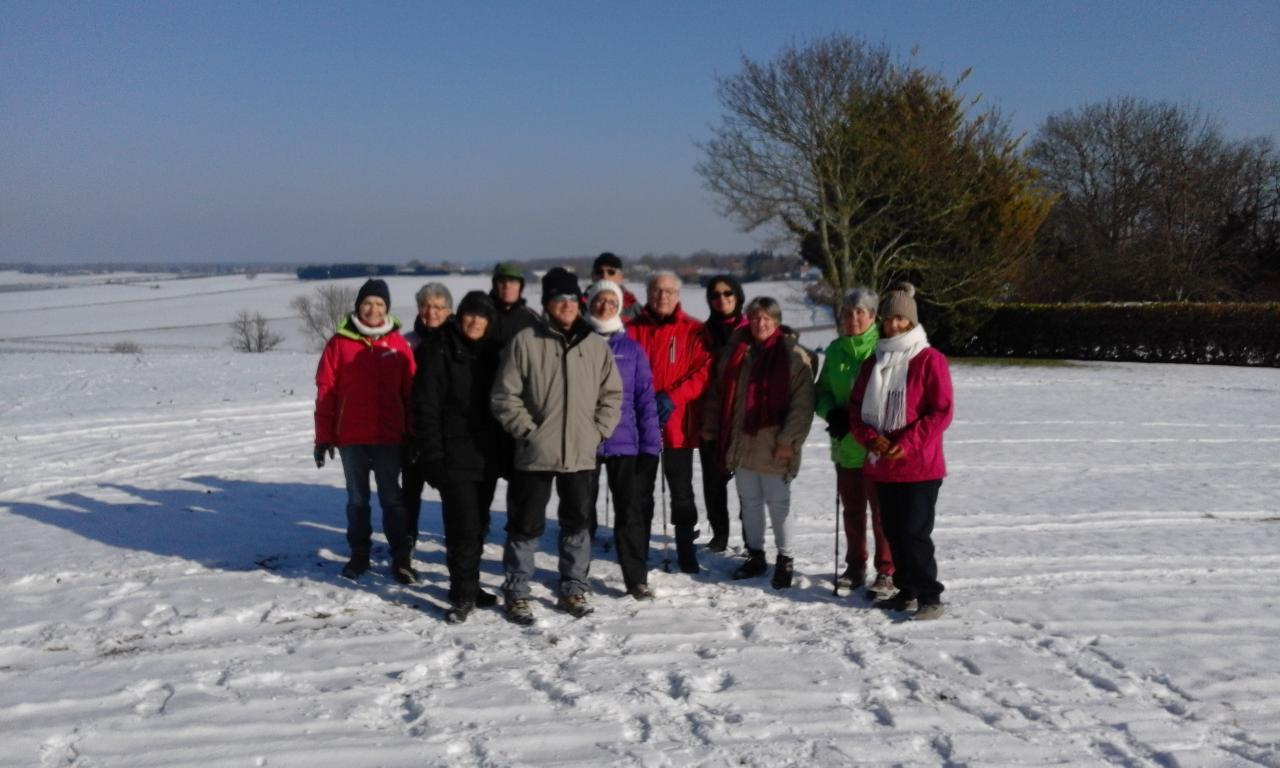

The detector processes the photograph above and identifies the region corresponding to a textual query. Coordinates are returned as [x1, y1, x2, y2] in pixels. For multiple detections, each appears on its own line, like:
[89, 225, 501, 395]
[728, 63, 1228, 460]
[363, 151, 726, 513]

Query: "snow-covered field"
[1, 272, 1278, 767]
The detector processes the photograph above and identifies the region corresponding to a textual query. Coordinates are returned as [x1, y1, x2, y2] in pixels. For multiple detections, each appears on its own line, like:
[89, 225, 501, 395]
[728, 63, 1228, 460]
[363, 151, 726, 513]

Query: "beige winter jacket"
[491, 317, 622, 473]
[701, 328, 815, 479]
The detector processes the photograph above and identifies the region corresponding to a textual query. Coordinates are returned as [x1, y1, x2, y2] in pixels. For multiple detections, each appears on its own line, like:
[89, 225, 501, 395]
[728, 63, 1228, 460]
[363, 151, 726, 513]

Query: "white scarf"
[861, 324, 929, 433]
[352, 314, 394, 339]
[587, 314, 624, 335]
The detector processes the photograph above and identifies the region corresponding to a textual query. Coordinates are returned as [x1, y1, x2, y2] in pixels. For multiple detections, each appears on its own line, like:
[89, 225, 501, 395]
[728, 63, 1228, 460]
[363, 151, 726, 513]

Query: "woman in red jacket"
[849, 283, 953, 620]
[313, 279, 417, 585]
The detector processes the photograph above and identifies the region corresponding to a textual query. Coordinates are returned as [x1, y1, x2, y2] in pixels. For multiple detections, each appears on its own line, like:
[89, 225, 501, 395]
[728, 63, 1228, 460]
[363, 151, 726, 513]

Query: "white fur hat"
[586, 279, 624, 305]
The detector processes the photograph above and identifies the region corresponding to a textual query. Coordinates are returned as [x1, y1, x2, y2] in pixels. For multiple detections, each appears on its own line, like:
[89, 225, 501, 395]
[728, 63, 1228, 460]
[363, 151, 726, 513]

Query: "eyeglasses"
[652, 287, 679, 296]
[710, 290, 734, 299]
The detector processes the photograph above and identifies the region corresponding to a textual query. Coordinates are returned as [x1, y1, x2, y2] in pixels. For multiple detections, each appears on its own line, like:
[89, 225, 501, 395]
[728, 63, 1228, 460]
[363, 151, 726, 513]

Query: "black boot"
[341, 548, 370, 580]
[705, 531, 728, 553]
[391, 554, 418, 585]
[732, 548, 768, 580]
[771, 554, 794, 590]
[675, 526, 701, 574]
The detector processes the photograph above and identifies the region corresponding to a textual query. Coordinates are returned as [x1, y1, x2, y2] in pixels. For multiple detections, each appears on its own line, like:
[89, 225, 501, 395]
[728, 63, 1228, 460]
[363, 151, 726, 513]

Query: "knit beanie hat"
[878, 282, 918, 325]
[355, 279, 391, 311]
[586, 279, 623, 308]
[455, 290, 497, 325]
[492, 261, 525, 285]
[592, 252, 623, 273]
[541, 267, 581, 305]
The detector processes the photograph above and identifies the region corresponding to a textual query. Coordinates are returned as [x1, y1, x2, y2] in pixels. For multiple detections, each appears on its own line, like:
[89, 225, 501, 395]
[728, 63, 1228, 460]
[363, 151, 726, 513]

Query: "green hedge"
[927, 302, 1280, 367]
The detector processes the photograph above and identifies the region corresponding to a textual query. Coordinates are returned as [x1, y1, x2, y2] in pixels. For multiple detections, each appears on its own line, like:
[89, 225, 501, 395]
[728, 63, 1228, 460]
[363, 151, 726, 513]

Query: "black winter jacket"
[412, 320, 505, 481]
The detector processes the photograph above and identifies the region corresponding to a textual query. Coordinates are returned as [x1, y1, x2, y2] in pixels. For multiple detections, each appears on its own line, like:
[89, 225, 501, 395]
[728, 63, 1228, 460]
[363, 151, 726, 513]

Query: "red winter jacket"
[314, 315, 416, 446]
[848, 347, 953, 483]
[626, 305, 712, 449]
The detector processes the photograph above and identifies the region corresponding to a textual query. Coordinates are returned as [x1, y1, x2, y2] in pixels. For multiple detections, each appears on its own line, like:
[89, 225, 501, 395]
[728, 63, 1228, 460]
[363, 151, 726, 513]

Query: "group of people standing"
[312, 252, 954, 625]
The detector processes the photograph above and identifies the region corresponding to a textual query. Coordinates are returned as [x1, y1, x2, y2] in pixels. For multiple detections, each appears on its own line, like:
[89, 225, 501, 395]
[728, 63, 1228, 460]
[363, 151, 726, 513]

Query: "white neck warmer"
[352, 314, 394, 338]
[860, 324, 929, 434]
[587, 314, 625, 335]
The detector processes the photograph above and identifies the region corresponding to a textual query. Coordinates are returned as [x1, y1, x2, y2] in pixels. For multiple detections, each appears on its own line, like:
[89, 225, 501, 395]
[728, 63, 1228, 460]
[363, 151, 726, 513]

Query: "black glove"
[825, 406, 850, 440]
[314, 443, 335, 468]
[655, 393, 675, 429]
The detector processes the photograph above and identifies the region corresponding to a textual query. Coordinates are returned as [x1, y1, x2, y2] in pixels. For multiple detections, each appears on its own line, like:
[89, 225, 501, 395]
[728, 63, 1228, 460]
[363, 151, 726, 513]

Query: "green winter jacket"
[815, 325, 879, 468]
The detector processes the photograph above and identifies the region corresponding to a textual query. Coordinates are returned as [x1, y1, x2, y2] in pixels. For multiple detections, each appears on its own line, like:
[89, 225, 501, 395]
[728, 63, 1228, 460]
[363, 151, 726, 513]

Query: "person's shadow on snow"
[3, 474, 529, 616]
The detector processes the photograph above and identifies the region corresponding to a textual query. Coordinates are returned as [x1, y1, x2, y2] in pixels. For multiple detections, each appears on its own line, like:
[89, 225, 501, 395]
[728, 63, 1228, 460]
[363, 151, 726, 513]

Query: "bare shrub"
[228, 311, 284, 353]
[290, 284, 357, 351]
[108, 341, 143, 354]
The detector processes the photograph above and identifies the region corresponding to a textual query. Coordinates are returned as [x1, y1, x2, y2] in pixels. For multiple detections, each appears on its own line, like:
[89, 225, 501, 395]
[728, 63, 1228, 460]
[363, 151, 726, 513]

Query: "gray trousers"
[503, 470, 593, 600]
[735, 468, 793, 557]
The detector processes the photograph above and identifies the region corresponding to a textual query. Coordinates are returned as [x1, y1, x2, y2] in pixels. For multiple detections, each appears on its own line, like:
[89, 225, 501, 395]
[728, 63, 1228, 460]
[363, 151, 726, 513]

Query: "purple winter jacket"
[599, 331, 662, 458]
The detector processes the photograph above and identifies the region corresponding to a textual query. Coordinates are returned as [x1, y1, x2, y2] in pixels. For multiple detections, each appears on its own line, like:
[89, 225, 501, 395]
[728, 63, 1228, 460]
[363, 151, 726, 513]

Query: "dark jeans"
[338, 444, 409, 560]
[439, 476, 497, 605]
[876, 479, 944, 605]
[590, 455, 649, 590]
[699, 445, 733, 542]
[503, 469, 594, 599]
[636, 447, 699, 540]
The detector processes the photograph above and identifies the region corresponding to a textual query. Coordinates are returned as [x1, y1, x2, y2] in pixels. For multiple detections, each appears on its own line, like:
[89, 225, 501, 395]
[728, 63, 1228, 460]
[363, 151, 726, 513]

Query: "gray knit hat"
[878, 282, 918, 325]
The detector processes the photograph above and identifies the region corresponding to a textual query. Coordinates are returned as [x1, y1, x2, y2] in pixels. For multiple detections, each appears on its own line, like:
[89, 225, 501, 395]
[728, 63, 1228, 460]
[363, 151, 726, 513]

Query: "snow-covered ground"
[1, 272, 1278, 766]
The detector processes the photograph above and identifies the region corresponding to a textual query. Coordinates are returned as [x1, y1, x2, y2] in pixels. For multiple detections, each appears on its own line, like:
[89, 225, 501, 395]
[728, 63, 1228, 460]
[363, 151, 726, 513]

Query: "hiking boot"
[475, 590, 498, 608]
[732, 548, 768, 580]
[506, 598, 536, 626]
[705, 532, 729, 553]
[340, 549, 370, 580]
[556, 593, 594, 618]
[836, 565, 866, 591]
[627, 583, 655, 601]
[391, 558, 419, 585]
[771, 555, 794, 590]
[675, 526, 701, 574]
[867, 573, 897, 599]
[912, 602, 945, 621]
[874, 593, 919, 613]
[445, 602, 474, 624]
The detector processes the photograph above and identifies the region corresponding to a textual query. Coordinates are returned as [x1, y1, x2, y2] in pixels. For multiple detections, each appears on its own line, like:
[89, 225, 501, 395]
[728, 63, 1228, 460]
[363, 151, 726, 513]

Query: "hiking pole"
[660, 453, 671, 573]
[602, 482, 612, 553]
[833, 484, 842, 597]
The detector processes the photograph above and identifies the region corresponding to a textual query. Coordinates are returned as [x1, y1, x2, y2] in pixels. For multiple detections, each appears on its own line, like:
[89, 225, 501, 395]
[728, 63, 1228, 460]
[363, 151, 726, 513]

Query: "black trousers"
[876, 479, 945, 604]
[401, 446, 427, 552]
[698, 444, 733, 542]
[439, 476, 497, 605]
[636, 447, 699, 542]
[589, 455, 649, 590]
[506, 469, 594, 538]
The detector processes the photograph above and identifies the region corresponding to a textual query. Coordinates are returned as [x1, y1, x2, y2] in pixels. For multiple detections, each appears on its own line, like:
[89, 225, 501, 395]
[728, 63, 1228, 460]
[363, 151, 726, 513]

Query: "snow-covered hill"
[1, 272, 1278, 766]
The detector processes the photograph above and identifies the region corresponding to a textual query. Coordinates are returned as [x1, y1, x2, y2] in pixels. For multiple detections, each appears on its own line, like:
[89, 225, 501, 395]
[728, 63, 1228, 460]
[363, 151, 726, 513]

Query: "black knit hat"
[455, 290, 497, 325]
[355, 279, 391, 311]
[592, 252, 623, 273]
[541, 267, 581, 305]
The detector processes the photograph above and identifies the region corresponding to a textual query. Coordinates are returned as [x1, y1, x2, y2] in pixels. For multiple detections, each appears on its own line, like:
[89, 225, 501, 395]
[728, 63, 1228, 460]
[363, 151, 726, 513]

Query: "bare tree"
[290, 284, 357, 351]
[228, 311, 284, 353]
[1027, 98, 1280, 301]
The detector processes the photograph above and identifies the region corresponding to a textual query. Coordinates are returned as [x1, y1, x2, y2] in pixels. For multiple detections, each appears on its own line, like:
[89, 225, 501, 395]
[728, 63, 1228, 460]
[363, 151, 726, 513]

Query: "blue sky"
[3, 1, 1278, 266]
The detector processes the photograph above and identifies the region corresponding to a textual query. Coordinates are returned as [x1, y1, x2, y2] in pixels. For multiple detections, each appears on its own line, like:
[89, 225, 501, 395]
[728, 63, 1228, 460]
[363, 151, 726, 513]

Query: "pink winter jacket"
[848, 347, 953, 483]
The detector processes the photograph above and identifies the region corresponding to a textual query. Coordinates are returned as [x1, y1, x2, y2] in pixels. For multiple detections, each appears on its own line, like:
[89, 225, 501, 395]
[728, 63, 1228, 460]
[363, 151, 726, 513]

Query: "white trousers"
[735, 468, 793, 557]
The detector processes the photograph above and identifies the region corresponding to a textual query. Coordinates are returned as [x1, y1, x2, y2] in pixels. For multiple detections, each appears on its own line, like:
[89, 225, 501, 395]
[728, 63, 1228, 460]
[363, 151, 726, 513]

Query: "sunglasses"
[710, 290, 734, 298]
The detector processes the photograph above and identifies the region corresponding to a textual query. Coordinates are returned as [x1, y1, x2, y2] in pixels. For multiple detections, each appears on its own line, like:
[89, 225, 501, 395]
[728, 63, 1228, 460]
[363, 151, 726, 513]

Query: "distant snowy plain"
[1, 271, 1278, 767]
